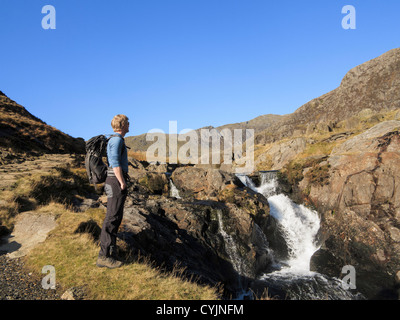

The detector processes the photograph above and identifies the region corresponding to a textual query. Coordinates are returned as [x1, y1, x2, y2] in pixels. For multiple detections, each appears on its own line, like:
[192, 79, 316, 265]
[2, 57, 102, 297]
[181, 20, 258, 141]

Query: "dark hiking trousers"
[99, 176, 127, 257]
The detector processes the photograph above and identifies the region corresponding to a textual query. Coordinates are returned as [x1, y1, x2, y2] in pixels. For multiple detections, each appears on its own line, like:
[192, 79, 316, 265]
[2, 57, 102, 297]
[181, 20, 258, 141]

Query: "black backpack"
[85, 135, 110, 186]
[85, 134, 130, 189]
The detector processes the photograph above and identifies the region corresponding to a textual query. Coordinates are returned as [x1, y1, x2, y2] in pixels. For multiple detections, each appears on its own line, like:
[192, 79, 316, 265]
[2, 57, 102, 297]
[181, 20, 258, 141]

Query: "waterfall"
[236, 171, 364, 299]
[216, 210, 244, 276]
[267, 194, 320, 272]
[255, 172, 279, 199]
[238, 171, 320, 272]
[237, 172, 278, 199]
[217, 210, 254, 300]
[169, 179, 181, 199]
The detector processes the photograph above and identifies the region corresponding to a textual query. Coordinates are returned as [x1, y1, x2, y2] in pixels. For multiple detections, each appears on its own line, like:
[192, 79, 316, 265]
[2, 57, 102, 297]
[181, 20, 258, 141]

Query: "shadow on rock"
[119, 195, 272, 298]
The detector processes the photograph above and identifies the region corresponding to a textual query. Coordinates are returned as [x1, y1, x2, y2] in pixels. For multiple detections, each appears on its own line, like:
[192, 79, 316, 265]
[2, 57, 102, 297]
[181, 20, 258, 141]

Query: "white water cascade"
[216, 210, 245, 276]
[236, 172, 363, 300]
[237, 172, 320, 273]
[169, 179, 181, 199]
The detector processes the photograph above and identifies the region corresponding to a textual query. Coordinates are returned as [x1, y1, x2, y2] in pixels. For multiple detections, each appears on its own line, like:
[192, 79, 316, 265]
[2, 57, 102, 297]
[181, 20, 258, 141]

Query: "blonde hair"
[111, 114, 129, 131]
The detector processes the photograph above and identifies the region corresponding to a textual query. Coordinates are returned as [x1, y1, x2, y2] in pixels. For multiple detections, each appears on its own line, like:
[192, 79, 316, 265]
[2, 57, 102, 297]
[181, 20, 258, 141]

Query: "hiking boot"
[109, 245, 124, 262]
[96, 255, 123, 269]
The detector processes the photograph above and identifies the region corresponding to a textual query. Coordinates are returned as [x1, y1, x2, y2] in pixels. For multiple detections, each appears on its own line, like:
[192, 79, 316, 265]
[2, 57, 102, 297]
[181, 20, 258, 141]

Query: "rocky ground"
[0, 153, 82, 300]
[0, 255, 61, 300]
[0, 153, 80, 191]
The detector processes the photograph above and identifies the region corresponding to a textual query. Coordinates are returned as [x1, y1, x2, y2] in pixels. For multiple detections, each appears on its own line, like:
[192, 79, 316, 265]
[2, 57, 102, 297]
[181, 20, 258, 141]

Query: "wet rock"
[310, 248, 343, 278]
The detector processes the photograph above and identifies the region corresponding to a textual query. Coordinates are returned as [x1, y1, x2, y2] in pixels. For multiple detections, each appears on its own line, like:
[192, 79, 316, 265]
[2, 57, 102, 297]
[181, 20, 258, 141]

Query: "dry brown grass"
[128, 150, 147, 162]
[1, 162, 220, 300]
[25, 204, 220, 300]
[0, 190, 20, 230]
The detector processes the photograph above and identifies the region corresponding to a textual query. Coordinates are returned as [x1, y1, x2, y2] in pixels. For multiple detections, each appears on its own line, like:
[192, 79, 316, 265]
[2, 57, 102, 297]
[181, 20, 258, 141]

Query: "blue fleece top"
[107, 134, 128, 173]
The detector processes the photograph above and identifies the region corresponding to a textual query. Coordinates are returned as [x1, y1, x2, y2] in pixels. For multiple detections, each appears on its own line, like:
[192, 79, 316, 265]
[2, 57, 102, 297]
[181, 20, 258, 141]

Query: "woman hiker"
[96, 114, 130, 269]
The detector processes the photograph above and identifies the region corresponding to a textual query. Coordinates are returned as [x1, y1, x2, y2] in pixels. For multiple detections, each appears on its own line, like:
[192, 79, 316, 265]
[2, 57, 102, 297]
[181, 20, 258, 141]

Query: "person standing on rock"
[97, 114, 130, 269]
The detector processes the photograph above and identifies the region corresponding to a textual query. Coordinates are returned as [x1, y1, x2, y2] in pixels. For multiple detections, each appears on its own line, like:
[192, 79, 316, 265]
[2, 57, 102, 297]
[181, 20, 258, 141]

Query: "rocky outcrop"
[298, 121, 400, 299]
[0, 212, 57, 259]
[120, 165, 272, 296]
[256, 137, 309, 170]
[170, 167, 239, 200]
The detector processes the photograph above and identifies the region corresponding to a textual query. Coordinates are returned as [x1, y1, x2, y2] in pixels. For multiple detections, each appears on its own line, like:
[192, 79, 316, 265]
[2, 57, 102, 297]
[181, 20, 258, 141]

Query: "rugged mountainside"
[253, 48, 400, 171]
[260, 48, 400, 299]
[0, 91, 85, 162]
[302, 120, 400, 299]
[255, 48, 400, 145]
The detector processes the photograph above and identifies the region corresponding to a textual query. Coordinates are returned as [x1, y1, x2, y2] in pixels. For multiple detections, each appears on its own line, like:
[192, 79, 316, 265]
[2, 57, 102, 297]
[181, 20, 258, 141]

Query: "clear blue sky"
[1, 0, 399, 140]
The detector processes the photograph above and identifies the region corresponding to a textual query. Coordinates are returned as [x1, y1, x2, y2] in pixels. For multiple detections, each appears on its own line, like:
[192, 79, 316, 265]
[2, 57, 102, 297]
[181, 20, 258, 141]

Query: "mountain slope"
[255, 48, 400, 144]
[0, 91, 85, 158]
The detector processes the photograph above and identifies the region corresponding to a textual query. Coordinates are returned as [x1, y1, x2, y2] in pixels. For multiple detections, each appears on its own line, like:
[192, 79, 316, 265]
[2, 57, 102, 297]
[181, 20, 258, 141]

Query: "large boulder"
[170, 167, 239, 200]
